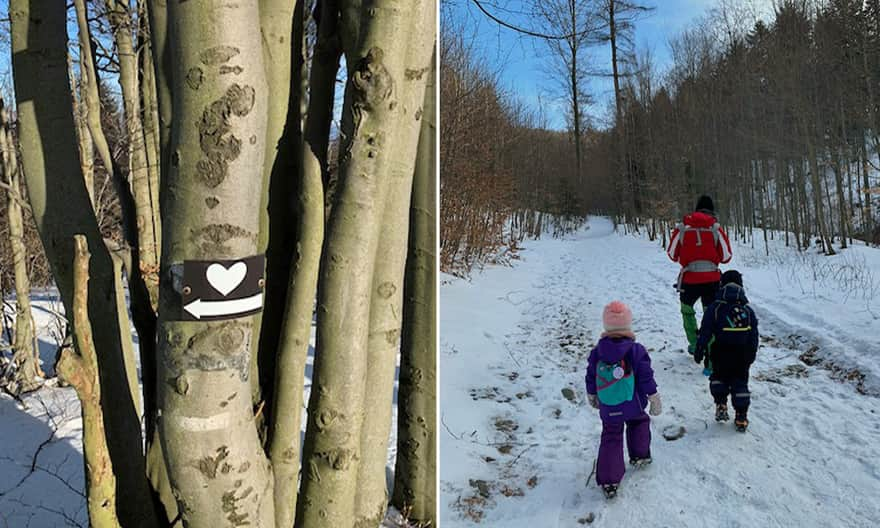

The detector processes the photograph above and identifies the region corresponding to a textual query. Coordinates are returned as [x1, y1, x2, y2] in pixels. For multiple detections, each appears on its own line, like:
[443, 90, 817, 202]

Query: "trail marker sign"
[181, 255, 265, 321]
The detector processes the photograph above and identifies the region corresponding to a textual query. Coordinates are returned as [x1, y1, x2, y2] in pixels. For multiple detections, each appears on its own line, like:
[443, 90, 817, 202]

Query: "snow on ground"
[1, 294, 87, 527]
[440, 217, 880, 527]
[0, 295, 404, 527]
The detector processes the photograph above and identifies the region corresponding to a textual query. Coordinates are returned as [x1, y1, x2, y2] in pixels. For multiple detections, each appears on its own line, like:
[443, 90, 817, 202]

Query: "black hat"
[695, 195, 715, 213]
[721, 270, 743, 287]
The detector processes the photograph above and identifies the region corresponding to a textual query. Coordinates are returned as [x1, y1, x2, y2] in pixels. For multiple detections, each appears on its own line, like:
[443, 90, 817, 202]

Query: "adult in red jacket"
[666, 195, 732, 355]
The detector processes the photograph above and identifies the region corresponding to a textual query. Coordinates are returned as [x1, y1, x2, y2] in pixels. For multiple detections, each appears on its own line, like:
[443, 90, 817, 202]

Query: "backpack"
[676, 221, 722, 249]
[714, 303, 753, 347]
[596, 357, 635, 406]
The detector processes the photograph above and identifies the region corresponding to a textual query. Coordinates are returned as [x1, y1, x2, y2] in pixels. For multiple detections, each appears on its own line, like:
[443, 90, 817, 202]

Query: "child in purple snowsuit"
[585, 301, 662, 498]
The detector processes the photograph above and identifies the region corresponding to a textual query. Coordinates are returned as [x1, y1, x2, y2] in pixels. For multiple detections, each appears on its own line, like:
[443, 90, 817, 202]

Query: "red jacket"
[666, 212, 732, 284]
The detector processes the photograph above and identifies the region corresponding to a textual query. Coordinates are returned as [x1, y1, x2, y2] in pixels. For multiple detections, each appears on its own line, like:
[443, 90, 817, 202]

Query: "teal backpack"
[596, 358, 635, 406]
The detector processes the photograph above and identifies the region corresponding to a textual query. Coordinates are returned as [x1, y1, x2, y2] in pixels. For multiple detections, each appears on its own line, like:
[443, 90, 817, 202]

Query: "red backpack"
[667, 212, 731, 287]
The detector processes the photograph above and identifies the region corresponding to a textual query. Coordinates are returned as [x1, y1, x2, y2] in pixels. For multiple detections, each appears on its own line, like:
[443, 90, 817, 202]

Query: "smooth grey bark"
[0, 98, 41, 393]
[158, 1, 274, 526]
[391, 48, 437, 526]
[267, 1, 340, 525]
[257, 0, 297, 257]
[354, 24, 436, 528]
[123, 5, 178, 523]
[73, 0, 115, 196]
[138, 5, 163, 252]
[295, 1, 436, 526]
[106, 240, 142, 417]
[68, 57, 96, 207]
[10, 1, 160, 526]
[145, 0, 172, 180]
[253, 0, 302, 412]
[105, 0, 162, 306]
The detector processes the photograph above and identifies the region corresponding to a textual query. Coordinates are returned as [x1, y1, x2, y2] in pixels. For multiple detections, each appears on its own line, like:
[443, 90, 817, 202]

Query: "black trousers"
[679, 281, 720, 310]
[709, 373, 750, 413]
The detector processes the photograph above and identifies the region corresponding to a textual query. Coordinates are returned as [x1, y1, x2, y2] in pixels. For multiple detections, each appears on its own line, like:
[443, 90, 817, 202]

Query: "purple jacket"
[585, 337, 658, 423]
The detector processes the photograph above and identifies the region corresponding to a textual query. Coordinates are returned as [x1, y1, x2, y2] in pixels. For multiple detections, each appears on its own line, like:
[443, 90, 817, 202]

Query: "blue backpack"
[596, 357, 635, 406]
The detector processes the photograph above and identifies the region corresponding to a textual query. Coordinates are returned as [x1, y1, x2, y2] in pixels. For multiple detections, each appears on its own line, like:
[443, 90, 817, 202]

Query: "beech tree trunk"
[10, 2, 161, 525]
[391, 48, 437, 526]
[254, 0, 303, 412]
[267, 0, 341, 525]
[296, 1, 436, 526]
[354, 29, 437, 528]
[157, 2, 274, 526]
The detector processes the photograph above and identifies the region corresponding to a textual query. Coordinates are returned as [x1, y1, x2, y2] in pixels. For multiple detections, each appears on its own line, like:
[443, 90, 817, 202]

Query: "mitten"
[587, 394, 599, 409]
[693, 347, 705, 364]
[647, 393, 662, 416]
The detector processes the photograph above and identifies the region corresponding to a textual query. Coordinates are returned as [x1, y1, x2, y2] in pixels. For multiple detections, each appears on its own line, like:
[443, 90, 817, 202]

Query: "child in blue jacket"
[694, 270, 759, 431]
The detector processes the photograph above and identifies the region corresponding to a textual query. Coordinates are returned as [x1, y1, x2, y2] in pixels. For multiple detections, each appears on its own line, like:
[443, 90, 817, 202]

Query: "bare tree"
[534, 0, 597, 184]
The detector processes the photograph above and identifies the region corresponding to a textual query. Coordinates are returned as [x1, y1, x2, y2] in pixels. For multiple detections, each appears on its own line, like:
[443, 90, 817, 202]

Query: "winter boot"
[602, 484, 618, 499]
[735, 411, 749, 432]
[715, 403, 729, 422]
[629, 457, 652, 469]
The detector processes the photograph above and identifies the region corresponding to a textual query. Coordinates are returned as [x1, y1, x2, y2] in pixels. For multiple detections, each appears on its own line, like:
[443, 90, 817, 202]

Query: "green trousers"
[681, 303, 698, 352]
[681, 302, 713, 374]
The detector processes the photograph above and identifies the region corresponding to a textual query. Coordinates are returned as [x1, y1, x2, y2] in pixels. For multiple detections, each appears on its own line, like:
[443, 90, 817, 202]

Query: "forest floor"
[0, 294, 406, 527]
[440, 217, 880, 527]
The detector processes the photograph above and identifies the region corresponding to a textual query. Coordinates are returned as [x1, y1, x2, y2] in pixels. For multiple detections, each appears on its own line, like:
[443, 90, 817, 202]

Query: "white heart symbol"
[206, 262, 247, 296]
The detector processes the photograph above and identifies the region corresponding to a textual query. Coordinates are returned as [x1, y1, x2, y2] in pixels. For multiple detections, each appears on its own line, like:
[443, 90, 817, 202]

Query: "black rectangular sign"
[181, 254, 265, 321]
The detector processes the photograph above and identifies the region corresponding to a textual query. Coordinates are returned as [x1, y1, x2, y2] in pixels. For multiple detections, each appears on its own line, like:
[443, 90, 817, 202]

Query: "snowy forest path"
[441, 217, 880, 527]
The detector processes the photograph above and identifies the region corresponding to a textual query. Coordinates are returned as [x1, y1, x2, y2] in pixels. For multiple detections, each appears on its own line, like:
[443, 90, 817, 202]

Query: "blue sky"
[444, 0, 776, 129]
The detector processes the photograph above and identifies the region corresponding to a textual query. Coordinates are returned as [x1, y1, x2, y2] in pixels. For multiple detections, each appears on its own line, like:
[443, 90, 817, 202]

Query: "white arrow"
[183, 293, 263, 320]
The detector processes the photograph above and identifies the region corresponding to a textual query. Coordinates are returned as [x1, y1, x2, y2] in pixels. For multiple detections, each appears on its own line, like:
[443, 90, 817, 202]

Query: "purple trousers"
[596, 413, 651, 485]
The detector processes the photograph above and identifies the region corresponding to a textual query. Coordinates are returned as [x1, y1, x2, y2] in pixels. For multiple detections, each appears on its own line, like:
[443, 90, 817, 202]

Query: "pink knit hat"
[602, 301, 635, 339]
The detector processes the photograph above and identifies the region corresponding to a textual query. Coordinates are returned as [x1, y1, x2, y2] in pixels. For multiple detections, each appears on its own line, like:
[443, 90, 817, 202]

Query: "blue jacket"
[697, 283, 759, 376]
[585, 337, 657, 423]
